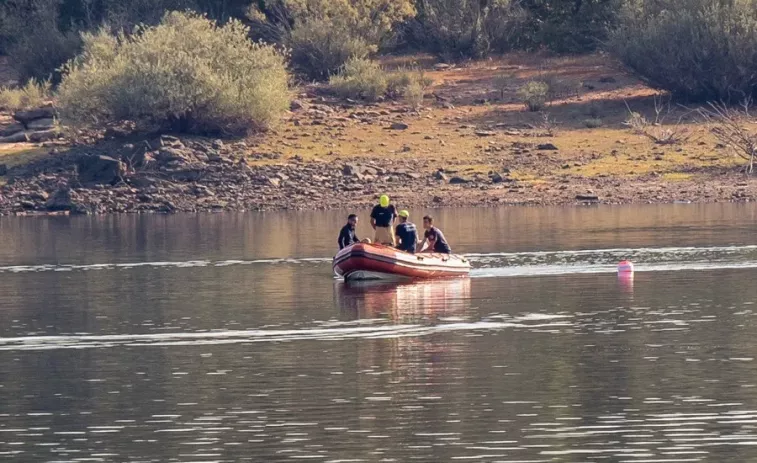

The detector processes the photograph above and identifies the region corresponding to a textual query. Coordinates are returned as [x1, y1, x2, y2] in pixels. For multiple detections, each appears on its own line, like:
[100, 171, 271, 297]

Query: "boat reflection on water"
[334, 277, 472, 323]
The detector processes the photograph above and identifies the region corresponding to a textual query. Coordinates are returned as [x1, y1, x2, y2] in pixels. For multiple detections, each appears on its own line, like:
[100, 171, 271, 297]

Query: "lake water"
[3, 204, 757, 462]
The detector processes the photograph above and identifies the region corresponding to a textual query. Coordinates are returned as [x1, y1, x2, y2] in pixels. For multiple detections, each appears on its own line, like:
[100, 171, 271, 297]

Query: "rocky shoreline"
[1, 89, 756, 216]
[0, 129, 754, 217]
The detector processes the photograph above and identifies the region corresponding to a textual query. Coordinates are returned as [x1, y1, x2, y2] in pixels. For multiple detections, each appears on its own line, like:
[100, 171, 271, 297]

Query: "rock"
[389, 122, 409, 130]
[0, 123, 25, 137]
[490, 172, 504, 183]
[192, 185, 215, 197]
[290, 100, 306, 111]
[0, 164, 6, 176]
[27, 118, 55, 130]
[45, 187, 77, 211]
[449, 176, 470, 184]
[77, 155, 127, 185]
[433, 171, 449, 181]
[267, 177, 281, 188]
[537, 143, 558, 151]
[576, 194, 599, 201]
[433, 63, 451, 71]
[156, 147, 190, 164]
[28, 191, 49, 202]
[599, 76, 617, 84]
[14, 106, 56, 125]
[28, 129, 58, 143]
[342, 163, 364, 176]
[474, 130, 496, 137]
[0, 131, 29, 143]
[159, 135, 183, 148]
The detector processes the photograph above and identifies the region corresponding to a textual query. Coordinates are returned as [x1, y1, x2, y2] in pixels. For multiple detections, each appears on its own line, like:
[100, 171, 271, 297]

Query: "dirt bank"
[0, 53, 755, 216]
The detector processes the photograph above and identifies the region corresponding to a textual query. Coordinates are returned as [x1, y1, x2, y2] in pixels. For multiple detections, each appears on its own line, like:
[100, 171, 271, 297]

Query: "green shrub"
[518, 81, 549, 112]
[387, 67, 433, 105]
[57, 11, 291, 135]
[609, 0, 757, 101]
[8, 28, 81, 83]
[0, 79, 52, 111]
[406, 0, 528, 59]
[287, 18, 375, 80]
[329, 57, 388, 101]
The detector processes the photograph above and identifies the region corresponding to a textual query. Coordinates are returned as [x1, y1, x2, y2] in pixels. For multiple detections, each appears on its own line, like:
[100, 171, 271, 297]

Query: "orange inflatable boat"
[333, 243, 471, 281]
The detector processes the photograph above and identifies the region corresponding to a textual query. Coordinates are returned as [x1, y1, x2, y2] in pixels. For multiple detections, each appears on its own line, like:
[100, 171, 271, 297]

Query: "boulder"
[14, 106, 56, 125]
[27, 118, 55, 130]
[0, 131, 29, 143]
[389, 122, 409, 130]
[0, 123, 25, 137]
[77, 155, 127, 185]
[449, 176, 470, 184]
[290, 100, 306, 111]
[0, 164, 6, 176]
[490, 172, 505, 183]
[156, 147, 190, 164]
[45, 187, 78, 211]
[474, 130, 496, 137]
[28, 129, 59, 142]
[537, 143, 558, 151]
[433, 171, 449, 181]
[576, 194, 599, 201]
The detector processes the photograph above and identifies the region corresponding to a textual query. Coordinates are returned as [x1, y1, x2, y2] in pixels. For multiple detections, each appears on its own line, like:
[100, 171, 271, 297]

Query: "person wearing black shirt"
[370, 194, 397, 246]
[338, 214, 360, 250]
[395, 210, 418, 254]
[418, 215, 452, 253]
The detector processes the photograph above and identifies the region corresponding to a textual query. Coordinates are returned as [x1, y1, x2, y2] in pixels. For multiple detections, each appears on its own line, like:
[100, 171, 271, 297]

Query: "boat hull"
[333, 243, 470, 281]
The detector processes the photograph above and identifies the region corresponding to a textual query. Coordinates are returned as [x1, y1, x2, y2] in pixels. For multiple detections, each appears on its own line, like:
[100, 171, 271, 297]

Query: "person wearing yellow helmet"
[395, 210, 418, 254]
[370, 194, 397, 246]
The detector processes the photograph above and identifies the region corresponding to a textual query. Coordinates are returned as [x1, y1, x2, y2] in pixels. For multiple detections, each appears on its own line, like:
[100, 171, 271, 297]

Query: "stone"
[0, 123, 25, 137]
[77, 155, 127, 185]
[474, 130, 496, 137]
[342, 163, 364, 176]
[28, 191, 49, 202]
[290, 100, 305, 111]
[537, 143, 558, 151]
[433, 171, 449, 181]
[159, 135, 183, 148]
[156, 147, 190, 164]
[0, 131, 29, 143]
[389, 122, 409, 130]
[433, 63, 451, 71]
[0, 164, 6, 176]
[192, 185, 215, 197]
[45, 187, 77, 211]
[490, 172, 504, 183]
[27, 118, 55, 130]
[449, 176, 470, 184]
[28, 129, 58, 142]
[576, 194, 599, 201]
[14, 106, 56, 125]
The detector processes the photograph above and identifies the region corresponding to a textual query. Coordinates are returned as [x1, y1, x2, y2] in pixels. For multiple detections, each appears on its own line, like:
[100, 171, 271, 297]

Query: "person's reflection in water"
[334, 278, 472, 323]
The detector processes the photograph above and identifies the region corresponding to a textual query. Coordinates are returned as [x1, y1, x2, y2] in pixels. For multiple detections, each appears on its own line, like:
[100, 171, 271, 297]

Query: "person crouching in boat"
[338, 214, 360, 250]
[395, 210, 418, 254]
[418, 215, 452, 254]
[370, 194, 397, 246]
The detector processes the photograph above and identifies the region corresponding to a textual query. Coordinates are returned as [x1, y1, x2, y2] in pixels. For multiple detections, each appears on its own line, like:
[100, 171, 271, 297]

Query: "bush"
[387, 67, 432, 106]
[583, 118, 603, 128]
[518, 81, 549, 111]
[0, 79, 52, 112]
[609, 0, 757, 101]
[8, 28, 81, 83]
[406, 0, 528, 59]
[57, 11, 291, 135]
[250, 0, 414, 79]
[329, 58, 388, 101]
[287, 18, 375, 80]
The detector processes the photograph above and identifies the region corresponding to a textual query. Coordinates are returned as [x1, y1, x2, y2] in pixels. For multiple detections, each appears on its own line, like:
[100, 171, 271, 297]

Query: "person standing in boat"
[418, 215, 452, 254]
[370, 194, 397, 246]
[395, 210, 418, 254]
[337, 214, 360, 250]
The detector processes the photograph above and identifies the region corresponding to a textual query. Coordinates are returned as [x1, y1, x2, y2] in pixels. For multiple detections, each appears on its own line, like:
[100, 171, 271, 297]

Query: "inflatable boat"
[333, 243, 470, 281]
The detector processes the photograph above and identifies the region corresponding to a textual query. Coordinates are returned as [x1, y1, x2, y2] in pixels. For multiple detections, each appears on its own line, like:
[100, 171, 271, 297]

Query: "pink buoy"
[617, 260, 634, 273]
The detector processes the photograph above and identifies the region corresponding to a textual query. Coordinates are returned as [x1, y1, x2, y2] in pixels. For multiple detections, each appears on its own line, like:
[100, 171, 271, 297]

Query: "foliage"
[57, 12, 291, 135]
[387, 67, 433, 105]
[406, 0, 528, 59]
[0, 79, 52, 111]
[583, 118, 603, 128]
[698, 100, 757, 174]
[609, 0, 757, 101]
[329, 57, 388, 101]
[518, 81, 549, 112]
[250, 0, 414, 79]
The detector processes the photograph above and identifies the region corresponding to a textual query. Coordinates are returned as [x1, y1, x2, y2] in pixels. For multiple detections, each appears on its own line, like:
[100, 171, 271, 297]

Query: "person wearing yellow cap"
[395, 210, 418, 254]
[370, 194, 397, 246]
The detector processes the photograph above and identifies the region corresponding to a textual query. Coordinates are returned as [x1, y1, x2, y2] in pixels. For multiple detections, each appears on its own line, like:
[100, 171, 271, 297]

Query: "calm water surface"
[2, 204, 757, 462]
